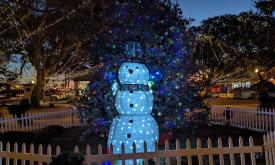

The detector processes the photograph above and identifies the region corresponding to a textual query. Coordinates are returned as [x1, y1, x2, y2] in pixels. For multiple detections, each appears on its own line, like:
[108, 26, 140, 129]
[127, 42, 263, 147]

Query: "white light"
[108, 62, 159, 156]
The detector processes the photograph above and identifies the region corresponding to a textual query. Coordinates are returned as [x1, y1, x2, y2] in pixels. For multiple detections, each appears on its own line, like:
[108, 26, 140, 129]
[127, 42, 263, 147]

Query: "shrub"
[0, 126, 65, 144]
[50, 153, 84, 165]
[40, 126, 65, 139]
[8, 99, 31, 117]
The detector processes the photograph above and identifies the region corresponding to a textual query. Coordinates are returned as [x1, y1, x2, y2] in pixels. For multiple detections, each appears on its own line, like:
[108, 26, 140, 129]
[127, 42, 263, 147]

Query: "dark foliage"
[49, 153, 84, 165]
[0, 126, 64, 145]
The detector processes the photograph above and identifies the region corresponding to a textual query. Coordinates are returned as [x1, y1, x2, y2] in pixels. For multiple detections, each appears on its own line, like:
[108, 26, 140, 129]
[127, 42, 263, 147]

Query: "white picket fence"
[1, 132, 273, 165]
[184, 107, 275, 132]
[208, 108, 275, 132]
[0, 109, 79, 133]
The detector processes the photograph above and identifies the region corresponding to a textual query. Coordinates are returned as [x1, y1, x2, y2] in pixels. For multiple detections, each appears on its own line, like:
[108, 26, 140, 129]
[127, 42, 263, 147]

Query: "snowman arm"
[111, 81, 119, 96]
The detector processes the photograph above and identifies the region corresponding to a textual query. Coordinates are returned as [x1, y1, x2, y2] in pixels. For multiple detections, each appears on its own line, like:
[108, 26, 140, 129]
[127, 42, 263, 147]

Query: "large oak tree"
[0, 0, 112, 105]
[189, 0, 275, 91]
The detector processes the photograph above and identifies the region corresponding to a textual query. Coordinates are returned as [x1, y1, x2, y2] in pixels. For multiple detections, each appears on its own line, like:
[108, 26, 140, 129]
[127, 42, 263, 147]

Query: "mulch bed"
[0, 122, 265, 155]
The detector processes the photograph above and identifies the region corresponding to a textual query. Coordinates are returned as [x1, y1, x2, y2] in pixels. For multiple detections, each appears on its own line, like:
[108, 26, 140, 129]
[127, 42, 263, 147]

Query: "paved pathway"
[205, 98, 259, 111]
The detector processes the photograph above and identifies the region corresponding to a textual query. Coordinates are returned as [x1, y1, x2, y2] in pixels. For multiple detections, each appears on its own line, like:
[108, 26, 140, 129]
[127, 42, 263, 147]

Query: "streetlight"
[255, 68, 259, 73]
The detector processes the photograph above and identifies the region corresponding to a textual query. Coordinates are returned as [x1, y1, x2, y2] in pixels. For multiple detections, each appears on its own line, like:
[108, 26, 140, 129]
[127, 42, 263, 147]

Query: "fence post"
[176, 139, 181, 165]
[267, 132, 273, 165]
[74, 145, 79, 155]
[165, 140, 170, 165]
[38, 144, 43, 165]
[239, 137, 245, 165]
[207, 138, 214, 165]
[22, 143, 26, 165]
[256, 111, 259, 130]
[5, 142, 10, 165]
[0, 142, 2, 163]
[13, 114, 16, 131]
[0, 117, 3, 133]
[263, 134, 270, 165]
[264, 109, 267, 131]
[218, 137, 224, 165]
[110, 144, 115, 165]
[33, 113, 37, 132]
[228, 137, 235, 165]
[269, 111, 272, 131]
[85, 145, 91, 165]
[4, 116, 7, 132]
[56, 145, 61, 156]
[13, 142, 18, 165]
[155, 141, 160, 165]
[98, 144, 102, 165]
[271, 131, 275, 165]
[240, 111, 243, 127]
[261, 110, 264, 131]
[186, 139, 192, 165]
[47, 144, 52, 163]
[249, 136, 256, 165]
[251, 111, 255, 129]
[197, 138, 203, 165]
[30, 143, 34, 165]
[23, 114, 27, 132]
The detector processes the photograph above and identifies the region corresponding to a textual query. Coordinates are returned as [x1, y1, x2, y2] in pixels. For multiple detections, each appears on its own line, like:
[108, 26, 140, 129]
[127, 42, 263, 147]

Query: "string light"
[0, 0, 94, 38]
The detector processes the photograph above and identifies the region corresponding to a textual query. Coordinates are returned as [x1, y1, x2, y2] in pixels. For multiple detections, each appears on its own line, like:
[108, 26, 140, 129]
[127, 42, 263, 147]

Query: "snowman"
[108, 62, 159, 164]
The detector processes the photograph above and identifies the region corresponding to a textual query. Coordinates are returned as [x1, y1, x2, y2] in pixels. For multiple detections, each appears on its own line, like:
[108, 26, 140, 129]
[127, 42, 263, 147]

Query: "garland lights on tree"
[0, 0, 110, 106]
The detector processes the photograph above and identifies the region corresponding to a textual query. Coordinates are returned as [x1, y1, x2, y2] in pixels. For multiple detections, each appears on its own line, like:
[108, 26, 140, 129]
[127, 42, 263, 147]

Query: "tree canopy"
[0, 0, 112, 105]
[189, 0, 275, 89]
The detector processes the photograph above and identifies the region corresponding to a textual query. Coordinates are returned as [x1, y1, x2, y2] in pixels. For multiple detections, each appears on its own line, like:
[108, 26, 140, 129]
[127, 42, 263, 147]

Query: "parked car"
[0, 89, 23, 98]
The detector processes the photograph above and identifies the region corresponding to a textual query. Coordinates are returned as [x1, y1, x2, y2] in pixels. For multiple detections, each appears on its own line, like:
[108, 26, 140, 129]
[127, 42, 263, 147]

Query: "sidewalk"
[205, 97, 259, 111]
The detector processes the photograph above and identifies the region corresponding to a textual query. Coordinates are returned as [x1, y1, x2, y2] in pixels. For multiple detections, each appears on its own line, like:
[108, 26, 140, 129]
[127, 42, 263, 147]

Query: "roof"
[72, 70, 100, 81]
[216, 68, 255, 83]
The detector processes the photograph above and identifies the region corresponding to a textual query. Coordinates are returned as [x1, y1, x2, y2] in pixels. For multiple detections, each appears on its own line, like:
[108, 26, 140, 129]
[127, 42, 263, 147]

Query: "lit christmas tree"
[78, 0, 209, 140]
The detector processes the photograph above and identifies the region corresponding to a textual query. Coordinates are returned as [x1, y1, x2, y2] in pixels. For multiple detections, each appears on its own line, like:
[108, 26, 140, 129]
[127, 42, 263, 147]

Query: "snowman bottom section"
[108, 115, 159, 154]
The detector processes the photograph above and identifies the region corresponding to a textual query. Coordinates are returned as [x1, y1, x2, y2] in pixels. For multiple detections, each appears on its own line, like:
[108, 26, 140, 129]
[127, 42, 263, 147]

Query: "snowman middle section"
[108, 62, 159, 154]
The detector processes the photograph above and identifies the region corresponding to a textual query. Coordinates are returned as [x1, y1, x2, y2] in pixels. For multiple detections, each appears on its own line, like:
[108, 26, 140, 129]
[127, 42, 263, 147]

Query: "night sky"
[176, 0, 256, 26]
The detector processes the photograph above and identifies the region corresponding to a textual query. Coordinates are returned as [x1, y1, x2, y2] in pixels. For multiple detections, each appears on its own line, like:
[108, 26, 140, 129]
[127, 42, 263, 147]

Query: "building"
[211, 67, 275, 99]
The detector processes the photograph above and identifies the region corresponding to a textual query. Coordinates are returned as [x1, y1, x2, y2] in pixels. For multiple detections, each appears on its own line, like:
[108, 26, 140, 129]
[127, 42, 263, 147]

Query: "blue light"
[102, 161, 111, 165]
[108, 62, 159, 164]
[150, 69, 163, 83]
[124, 41, 144, 57]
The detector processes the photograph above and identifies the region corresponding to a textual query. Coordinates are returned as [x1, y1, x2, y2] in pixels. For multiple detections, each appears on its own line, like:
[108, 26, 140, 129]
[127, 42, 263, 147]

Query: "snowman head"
[118, 62, 149, 85]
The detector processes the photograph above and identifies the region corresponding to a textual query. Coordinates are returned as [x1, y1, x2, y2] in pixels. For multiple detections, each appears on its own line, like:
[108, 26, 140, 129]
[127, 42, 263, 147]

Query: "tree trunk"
[5, 83, 11, 99]
[31, 68, 45, 106]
